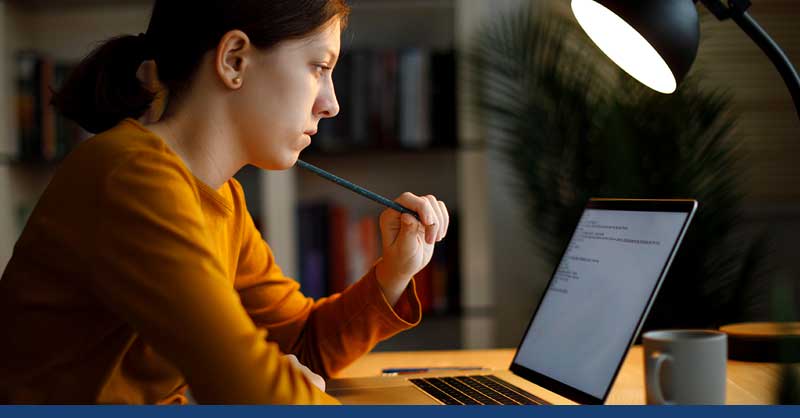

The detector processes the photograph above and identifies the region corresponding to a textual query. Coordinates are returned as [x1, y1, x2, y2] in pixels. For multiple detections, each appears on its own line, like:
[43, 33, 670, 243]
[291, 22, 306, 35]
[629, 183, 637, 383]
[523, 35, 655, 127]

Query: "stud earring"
[232, 76, 242, 85]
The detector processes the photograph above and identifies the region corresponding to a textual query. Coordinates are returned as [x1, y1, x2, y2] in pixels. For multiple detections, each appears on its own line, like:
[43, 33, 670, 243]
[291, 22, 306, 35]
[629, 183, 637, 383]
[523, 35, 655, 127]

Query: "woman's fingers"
[425, 195, 445, 242]
[395, 193, 438, 244]
[394, 192, 436, 226]
[395, 193, 435, 244]
[438, 200, 450, 240]
[393, 193, 449, 245]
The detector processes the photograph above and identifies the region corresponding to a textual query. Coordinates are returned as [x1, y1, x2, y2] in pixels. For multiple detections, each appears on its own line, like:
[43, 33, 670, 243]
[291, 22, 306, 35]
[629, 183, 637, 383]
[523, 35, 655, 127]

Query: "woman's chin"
[252, 154, 299, 171]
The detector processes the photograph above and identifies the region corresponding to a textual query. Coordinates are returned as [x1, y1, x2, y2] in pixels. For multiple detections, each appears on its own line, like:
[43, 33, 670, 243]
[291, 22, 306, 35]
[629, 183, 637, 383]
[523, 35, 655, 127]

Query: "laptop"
[327, 198, 698, 405]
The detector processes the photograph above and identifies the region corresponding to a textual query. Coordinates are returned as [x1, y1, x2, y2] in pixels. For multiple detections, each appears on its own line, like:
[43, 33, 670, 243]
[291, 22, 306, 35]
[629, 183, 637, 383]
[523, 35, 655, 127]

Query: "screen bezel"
[508, 198, 698, 405]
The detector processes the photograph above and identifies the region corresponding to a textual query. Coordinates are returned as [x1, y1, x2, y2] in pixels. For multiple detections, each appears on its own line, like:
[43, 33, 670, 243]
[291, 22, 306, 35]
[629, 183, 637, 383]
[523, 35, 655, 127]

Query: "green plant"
[469, 2, 770, 333]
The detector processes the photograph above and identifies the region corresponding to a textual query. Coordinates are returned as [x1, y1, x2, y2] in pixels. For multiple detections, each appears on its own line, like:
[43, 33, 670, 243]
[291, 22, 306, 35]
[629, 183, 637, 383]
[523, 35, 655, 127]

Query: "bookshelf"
[0, 1, 155, 266]
[0, 0, 504, 350]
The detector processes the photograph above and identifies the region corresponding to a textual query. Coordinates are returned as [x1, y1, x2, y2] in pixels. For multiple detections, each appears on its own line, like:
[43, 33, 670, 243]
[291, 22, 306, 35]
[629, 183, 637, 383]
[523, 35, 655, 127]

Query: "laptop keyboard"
[409, 374, 548, 405]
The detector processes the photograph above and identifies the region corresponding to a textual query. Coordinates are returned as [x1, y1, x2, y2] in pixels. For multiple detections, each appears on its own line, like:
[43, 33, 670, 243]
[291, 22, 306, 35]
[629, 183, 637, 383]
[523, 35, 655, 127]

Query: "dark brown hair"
[52, 0, 350, 134]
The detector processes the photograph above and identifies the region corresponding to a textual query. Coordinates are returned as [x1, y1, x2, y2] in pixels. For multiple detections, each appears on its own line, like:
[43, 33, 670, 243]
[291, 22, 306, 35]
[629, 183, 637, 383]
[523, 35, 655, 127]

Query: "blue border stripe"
[1, 406, 800, 418]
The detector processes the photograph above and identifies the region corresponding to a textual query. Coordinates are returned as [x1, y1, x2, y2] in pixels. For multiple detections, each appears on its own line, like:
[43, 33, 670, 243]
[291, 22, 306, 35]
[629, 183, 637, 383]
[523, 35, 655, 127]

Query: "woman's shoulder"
[73, 118, 172, 163]
[61, 118, 184, 180]
[41, 118, 196, 208]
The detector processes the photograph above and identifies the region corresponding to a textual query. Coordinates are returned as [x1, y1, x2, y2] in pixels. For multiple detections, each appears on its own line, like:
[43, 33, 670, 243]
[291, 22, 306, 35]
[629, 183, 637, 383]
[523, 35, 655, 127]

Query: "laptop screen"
[511, 200, 696, 403]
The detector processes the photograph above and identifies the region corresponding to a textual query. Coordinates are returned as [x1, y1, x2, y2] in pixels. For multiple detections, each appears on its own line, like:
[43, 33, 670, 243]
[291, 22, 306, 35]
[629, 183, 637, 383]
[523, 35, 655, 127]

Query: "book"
[15, 52, 88, 163]
[349, 50, 370, 147]
[378, 50, 398, 148]
[305, 48, 456, 154]
[299, 202, 378, 297]
[398, 48, 432, 149]
[332, 52, 352, 148]
[297, 203, 330, 299]
[347, 215, 379, 286]
[297, 201, 461, 313]
[327, 205, 350, 294]
[430, 50, 458, 148]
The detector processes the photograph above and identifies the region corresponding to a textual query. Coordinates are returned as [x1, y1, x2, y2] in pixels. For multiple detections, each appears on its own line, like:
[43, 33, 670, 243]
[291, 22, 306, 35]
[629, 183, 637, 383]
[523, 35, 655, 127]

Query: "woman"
[0, 0, 449, 404]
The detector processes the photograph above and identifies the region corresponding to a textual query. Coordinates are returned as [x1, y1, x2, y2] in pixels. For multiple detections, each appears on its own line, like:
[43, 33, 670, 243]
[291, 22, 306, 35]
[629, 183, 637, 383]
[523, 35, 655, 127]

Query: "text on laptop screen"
[514, 208, 689, 399]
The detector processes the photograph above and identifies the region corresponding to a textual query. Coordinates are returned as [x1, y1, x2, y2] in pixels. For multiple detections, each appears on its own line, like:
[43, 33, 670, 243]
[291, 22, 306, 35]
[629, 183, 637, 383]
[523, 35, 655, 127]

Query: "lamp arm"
[731, 11, 800, 120]
[699, 0, 800, 120]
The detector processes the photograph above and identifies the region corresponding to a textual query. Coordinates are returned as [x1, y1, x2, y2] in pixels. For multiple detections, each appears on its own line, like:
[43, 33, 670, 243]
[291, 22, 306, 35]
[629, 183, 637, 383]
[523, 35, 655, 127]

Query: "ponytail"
[51, 33, 156, 134]
[52, 0, 351, 135]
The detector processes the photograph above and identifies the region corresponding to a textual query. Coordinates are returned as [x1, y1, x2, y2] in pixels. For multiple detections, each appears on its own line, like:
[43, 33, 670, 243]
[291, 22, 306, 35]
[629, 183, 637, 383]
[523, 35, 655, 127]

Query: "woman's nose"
[316, 84, 340, 119]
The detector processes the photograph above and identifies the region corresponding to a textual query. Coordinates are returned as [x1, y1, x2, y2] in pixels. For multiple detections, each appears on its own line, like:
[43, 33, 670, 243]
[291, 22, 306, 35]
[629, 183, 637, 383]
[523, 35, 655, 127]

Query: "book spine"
[350, 51, 369, 147]
[298, 203, 328, 299]
[430, 50, 457, 148]
[327, 205, 349, 294]
[15, 53, 87, 162]
[307, 47, 455, 153]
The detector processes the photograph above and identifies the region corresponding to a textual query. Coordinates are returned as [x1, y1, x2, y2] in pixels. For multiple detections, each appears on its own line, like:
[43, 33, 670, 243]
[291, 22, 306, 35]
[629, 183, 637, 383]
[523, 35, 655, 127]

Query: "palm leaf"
[468, 1, 770, 333]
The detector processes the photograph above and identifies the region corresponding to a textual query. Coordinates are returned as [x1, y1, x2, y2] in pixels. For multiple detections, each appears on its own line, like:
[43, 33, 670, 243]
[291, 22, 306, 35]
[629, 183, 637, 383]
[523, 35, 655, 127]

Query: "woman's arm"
[233, 183, 421, 378]
[90, 153, 337, 404]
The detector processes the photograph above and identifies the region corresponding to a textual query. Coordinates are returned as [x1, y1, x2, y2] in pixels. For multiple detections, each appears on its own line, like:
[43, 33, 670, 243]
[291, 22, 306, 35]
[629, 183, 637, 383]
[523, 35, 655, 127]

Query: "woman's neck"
[146, 109, 245, 191]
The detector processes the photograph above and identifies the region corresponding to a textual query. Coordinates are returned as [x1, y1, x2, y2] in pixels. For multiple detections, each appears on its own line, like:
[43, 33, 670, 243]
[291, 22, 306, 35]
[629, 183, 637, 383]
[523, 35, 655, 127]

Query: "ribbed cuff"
[375, 274, 422, 329]
[361, 261, 422, 330]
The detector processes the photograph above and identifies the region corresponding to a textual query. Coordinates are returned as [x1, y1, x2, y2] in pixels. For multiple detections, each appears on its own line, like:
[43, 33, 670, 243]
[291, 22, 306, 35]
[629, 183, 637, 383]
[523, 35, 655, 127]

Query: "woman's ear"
[216, 29, 251, 90]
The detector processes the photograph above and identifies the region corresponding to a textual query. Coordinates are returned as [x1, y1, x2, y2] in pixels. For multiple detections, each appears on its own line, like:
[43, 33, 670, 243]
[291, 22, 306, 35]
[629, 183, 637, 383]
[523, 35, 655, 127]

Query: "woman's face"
[234, 19, 341, 170]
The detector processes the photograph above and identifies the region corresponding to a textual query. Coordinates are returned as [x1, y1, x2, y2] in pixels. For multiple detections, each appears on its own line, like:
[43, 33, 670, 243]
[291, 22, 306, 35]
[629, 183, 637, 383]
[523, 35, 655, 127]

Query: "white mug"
[642, 329, 727, 405]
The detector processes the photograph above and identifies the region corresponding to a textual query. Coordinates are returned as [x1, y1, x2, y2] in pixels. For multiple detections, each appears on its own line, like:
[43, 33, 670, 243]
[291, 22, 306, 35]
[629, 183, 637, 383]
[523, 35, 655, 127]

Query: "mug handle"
[647, 351, 674, 405]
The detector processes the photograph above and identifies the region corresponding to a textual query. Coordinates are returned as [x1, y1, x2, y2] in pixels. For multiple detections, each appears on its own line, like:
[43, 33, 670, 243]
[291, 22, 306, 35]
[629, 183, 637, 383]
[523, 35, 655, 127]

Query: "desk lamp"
[570, 0, 800, 119]
[570, 0, 800, 362]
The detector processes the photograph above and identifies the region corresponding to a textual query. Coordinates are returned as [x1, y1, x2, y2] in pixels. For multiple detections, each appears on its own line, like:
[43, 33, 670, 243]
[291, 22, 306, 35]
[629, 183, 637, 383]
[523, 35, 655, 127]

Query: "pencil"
[296, 159, 421, 221]
[381, 367, 489, 376]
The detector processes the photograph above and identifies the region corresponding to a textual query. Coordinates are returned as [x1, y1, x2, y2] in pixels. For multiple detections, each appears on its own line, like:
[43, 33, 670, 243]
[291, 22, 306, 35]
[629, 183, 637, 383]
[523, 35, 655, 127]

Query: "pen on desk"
[381, 367, 489, 375]
[296, 159, 421, 221]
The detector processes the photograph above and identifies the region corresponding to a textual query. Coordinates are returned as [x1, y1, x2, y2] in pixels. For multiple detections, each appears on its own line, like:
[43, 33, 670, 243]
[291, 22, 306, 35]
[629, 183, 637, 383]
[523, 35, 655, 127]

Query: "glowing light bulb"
[571, 0, 677, 94]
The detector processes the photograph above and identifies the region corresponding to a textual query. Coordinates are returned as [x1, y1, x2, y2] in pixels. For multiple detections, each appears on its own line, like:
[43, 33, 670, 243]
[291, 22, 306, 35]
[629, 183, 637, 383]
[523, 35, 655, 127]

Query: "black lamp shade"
[572, 0, 700, 93]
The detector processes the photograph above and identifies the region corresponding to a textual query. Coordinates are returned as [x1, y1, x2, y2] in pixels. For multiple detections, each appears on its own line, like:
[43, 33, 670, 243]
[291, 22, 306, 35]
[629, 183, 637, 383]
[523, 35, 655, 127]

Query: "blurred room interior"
[0, 0, 798, 354]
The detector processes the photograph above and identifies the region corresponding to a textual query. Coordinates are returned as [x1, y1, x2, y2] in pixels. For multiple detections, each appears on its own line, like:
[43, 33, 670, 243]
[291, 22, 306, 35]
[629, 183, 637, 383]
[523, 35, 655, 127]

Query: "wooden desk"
[333, 345, 783, 404]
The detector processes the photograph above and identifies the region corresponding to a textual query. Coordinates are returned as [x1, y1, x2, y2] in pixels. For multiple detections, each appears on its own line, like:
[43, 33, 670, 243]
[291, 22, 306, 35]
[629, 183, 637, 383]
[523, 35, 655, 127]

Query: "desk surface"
[334, 345, 783, 404]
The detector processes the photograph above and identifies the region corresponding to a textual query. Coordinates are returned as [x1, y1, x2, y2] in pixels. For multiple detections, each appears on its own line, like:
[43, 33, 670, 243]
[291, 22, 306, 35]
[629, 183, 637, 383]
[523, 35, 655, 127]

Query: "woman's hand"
[375, 193, 449, 306]
[284, 354, 326, 392]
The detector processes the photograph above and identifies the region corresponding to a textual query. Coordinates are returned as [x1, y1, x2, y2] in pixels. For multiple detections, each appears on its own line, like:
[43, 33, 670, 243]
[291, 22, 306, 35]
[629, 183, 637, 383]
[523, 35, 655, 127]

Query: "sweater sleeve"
[89, 152, 338, 404]
[234, 195, 422, 379]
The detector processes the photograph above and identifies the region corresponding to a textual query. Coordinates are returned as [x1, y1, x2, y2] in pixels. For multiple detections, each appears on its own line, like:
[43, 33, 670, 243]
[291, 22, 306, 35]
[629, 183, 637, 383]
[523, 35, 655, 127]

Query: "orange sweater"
[0, 118, 421, 404]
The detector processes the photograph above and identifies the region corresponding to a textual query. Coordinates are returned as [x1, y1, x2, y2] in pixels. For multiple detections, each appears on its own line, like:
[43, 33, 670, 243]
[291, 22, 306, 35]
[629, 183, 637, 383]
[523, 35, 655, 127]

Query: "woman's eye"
[314, 64, 332, 75]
